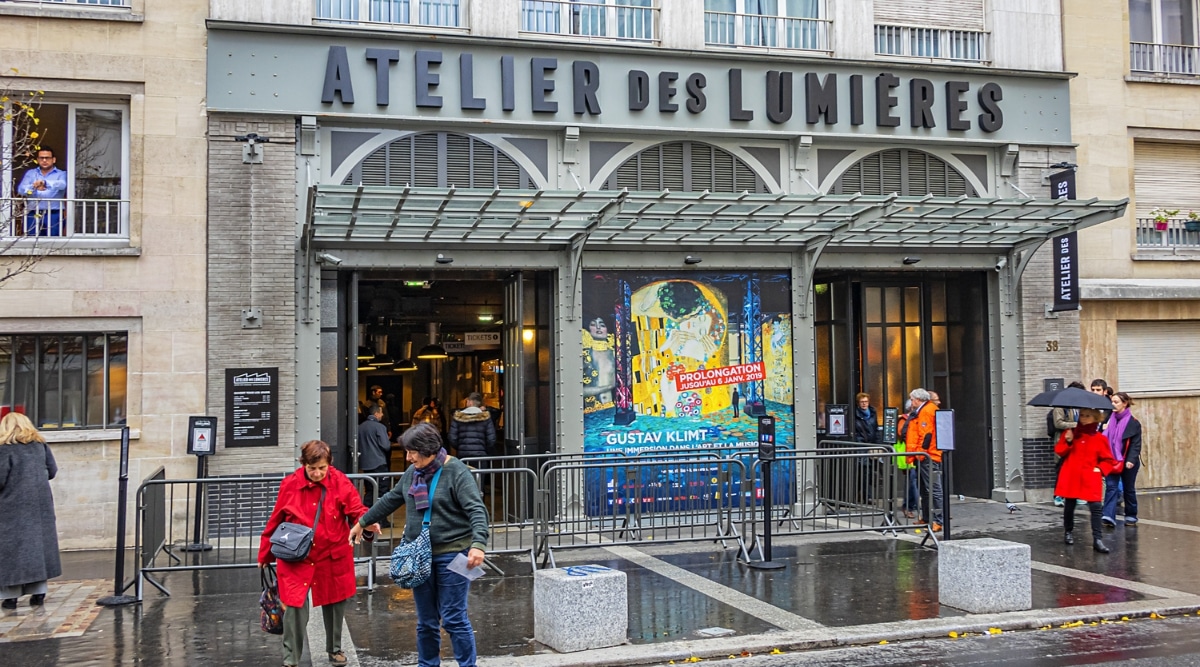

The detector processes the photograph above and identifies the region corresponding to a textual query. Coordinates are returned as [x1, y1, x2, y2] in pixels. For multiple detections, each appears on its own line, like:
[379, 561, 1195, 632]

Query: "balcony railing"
[704, 10, 831, 53]
[520, 1, 658, 43]
[1135, 216, 1200, 250]
[313, 0, 464, 29]
[1130, 42, 1200, 76]
[875, 23, 988, 64]
[1, 198, 129, 240]
[2, 0, 130, 6]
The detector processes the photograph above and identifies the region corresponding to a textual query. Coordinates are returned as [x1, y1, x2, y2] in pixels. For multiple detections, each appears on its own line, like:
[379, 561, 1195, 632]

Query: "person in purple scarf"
[1101, 392, 1143, 527]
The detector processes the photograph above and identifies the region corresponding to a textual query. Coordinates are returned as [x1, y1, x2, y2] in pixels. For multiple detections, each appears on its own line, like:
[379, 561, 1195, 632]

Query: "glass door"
[503, 273, 525, 456]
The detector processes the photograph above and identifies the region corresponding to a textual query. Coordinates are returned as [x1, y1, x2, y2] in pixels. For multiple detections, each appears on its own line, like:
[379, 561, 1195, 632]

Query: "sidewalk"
[2, 491, 1198, 667]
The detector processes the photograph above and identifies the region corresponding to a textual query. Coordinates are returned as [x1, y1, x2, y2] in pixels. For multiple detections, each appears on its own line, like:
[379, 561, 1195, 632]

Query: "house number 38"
[1046, 340, 1059, 352]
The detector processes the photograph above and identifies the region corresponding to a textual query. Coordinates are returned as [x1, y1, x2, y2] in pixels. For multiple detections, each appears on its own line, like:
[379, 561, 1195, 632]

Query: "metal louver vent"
[834, 149, 972, 197]
[343, 132, 530, 188]
[604, 142, 766, 192]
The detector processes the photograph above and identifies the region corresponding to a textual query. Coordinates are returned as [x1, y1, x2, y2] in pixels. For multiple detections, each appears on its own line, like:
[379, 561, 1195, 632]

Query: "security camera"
[994, 257, 1008, 272]
[315, 252, 343, 266]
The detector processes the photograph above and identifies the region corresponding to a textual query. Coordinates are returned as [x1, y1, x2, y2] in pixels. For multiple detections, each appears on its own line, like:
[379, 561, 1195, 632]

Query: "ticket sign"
[758, 415, 776, 462]
[188, 416, 218, 456]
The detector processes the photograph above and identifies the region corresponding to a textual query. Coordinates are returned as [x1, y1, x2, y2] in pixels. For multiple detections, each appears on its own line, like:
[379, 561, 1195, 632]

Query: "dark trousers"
[1103, 461, 1139, 521]
[1063, 499, 1104, 539]
[362, 464, 392, 511]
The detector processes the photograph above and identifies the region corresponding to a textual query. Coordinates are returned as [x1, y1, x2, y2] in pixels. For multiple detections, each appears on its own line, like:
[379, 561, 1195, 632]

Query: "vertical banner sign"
[1050, 169, 1080, 312]
[225, 367, 279, 447]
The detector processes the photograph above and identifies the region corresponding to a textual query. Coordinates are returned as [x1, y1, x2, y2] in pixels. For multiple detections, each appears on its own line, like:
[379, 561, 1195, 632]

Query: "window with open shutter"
[1117, 320, 1200, 394]
[832, 149, 973, 196]
[602, 141, 766, 192]
[1133, 141, 1200, 214]
[343, 132, 531, 188]
[874, 0, 984, 31]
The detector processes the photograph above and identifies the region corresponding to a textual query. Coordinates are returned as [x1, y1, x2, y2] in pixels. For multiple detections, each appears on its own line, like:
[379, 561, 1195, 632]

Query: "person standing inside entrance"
[358, 404, 393, 525]
[449, 392, 496, 460]
[905, 388, 943, 532]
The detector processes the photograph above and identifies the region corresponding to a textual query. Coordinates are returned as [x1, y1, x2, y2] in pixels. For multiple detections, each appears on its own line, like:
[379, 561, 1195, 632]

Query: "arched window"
[342, 132, 533, 189]
[602, 141, 767, 192]
[832, 149, 975, 196]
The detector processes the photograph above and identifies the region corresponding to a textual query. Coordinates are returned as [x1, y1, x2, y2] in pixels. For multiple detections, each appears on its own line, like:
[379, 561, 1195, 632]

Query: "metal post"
[182, 456, 213, 552]
[97, 426, 138, 606]
[942, 451, 952, 540]
[749, 415, 785, 570]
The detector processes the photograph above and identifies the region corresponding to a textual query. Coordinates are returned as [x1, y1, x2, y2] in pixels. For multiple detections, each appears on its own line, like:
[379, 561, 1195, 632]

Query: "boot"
[1064, 531, 1074, 545]
[1093, 538, 1110, 554]
[29, 594, 44, 606]
[1, 599, 15, 610]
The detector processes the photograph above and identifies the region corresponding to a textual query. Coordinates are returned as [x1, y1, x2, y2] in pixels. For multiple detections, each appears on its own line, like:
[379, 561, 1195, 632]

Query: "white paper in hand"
[448, 553, 485, 581]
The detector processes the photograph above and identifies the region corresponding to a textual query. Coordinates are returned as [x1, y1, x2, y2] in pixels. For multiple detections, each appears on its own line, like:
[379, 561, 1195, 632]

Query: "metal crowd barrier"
[132, 446, 944, 595]
[133, 473, 382, 601]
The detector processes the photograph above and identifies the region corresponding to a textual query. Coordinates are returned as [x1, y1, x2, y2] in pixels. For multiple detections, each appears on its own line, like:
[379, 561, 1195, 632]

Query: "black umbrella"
[1027, 387, 1112, 410]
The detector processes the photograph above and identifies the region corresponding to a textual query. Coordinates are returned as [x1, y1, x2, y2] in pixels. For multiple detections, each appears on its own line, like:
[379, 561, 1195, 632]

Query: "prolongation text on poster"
[674, 361, 765, 392]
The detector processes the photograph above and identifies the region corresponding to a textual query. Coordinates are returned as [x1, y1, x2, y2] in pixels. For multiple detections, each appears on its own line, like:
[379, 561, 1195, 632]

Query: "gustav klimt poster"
[581, 271, 795, 514]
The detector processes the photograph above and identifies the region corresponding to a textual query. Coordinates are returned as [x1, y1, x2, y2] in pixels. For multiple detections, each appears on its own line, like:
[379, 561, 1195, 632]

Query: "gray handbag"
[269, 486, 326, 562]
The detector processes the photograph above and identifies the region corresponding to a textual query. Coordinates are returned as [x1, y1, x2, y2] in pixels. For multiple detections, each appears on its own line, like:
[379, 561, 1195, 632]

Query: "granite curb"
[481, 596, 1200, 667]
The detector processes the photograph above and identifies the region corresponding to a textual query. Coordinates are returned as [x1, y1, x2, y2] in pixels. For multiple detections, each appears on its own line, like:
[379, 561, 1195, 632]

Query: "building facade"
[1065, 0, 1200, 492]
[202, 0, 1125, 522]
[0, 0, 208, 548]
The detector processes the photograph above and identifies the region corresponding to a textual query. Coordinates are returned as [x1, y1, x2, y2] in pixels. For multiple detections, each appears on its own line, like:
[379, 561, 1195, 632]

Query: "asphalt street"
[693, 614, 1200, 667]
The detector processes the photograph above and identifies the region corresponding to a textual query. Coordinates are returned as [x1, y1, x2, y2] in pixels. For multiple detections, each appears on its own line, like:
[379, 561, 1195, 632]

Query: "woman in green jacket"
[351, 423, 488, 667]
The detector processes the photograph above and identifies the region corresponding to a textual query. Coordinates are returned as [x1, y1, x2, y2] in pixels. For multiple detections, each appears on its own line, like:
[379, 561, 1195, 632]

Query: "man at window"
[18, 149, 67, 237]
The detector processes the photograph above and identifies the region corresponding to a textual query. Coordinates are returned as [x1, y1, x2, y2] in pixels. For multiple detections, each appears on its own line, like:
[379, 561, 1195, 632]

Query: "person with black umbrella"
[1054, 408, 1119, 553]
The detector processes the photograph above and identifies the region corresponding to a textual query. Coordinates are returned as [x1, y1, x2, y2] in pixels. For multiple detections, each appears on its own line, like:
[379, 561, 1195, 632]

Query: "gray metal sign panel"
[208, 27, 1071, 144]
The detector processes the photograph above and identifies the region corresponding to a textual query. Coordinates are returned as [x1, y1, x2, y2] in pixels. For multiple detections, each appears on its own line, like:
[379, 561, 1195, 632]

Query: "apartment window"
[704, 0, 828, 52]
[1130, 0, 1200, 74]
[874, 24, 987, 62]
[0, 333, 128, 431]
[315, 0, 463, 28]
[2, 102, 129, 239]
[521, 1, 656, 41]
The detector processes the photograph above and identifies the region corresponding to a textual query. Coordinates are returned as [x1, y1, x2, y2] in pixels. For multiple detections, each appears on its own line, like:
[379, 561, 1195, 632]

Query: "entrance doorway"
[813, 272, 992, 497]
[326, 270, 556, 472]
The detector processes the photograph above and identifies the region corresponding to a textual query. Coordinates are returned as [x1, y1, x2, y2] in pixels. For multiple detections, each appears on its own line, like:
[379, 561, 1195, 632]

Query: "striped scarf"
[409, 448, 447, 511]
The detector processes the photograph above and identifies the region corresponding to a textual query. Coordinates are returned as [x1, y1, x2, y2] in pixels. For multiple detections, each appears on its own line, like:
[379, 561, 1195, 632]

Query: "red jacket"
[1054, 430, 1119, 502]
[258, 466, 368, 608]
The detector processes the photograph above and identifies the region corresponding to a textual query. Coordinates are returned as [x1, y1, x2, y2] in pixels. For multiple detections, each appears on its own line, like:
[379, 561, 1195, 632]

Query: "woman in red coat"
[258, 440, 379, 667]
[1054, 409, 1119, 553]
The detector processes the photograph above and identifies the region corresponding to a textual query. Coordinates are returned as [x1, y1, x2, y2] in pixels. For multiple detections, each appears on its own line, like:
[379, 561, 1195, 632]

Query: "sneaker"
[1053, 496, 1065, 507]
[1076, 499, 1088, 506]
[1101, 516, 1117, 528]
[328, 652, 348, 666]
[1125, 517, 1139, 525]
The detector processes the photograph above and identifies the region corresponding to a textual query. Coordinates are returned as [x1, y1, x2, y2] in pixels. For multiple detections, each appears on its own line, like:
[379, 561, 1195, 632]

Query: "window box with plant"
[1150, 208, 1179, 231]
[1186, 211, 1200, 232]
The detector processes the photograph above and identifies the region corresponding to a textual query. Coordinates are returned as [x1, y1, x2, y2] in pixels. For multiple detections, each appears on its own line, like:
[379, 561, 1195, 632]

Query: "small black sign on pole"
[97, 426, 138, 606]
[748, 415, 786, 571]
[182, 416, 217, 553]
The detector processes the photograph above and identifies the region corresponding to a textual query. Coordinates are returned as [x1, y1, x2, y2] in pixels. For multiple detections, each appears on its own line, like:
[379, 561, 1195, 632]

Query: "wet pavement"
[2, 491, 1199, 666]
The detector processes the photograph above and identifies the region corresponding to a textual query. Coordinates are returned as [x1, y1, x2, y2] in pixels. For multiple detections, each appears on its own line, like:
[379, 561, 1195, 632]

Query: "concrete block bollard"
[938, 537, 1032, 613]
[533, 565, 628, 652]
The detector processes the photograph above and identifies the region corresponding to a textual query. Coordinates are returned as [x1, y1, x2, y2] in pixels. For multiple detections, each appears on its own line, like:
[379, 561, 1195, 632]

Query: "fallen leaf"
[879, 640, 888, 645]
[770, 648, 784, 655]
[949, 631, 959, 638]
[988, 628, 1002, 635]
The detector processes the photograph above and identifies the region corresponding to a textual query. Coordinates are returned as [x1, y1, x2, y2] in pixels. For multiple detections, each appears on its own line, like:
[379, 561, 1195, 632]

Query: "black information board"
[882, 408, 899, 444]
[758, 415, 776, 462]
[225, 367, 279, 448]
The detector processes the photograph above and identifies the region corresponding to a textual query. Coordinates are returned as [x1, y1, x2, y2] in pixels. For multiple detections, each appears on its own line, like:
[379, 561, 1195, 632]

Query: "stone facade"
[1065, 0, 1200, 490]
[0, 0, 208, 549]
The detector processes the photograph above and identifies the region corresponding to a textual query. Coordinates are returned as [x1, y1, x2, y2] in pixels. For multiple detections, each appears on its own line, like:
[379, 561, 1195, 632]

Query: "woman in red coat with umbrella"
[1055, 408, 1119, 553]
[258, 440, 380, 667]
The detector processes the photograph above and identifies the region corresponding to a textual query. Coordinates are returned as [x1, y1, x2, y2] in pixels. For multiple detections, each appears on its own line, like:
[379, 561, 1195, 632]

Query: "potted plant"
[1150, 208, 1179, 232]
[1186, 211, 1200, 233]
